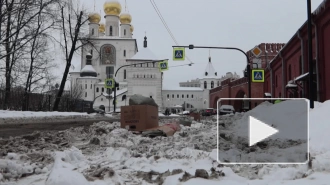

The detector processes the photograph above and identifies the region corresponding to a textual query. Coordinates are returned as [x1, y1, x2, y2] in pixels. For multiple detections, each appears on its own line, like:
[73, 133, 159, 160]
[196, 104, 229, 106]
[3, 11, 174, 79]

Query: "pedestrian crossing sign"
[158, 60, 169, 72]
[252, 69, 265, 82]
[173, 47, 185, 61]
[105, 78, 115, 88]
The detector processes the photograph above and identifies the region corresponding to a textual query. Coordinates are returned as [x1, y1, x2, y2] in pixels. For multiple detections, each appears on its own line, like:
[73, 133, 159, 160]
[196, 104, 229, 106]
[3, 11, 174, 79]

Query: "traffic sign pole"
[173, 45, 252, 110]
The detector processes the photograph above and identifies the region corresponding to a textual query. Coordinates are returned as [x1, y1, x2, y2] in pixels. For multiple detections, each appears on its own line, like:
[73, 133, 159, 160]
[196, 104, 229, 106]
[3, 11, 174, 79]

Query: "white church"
[69, 0, 167, 112]
[69, 0, 240, 112]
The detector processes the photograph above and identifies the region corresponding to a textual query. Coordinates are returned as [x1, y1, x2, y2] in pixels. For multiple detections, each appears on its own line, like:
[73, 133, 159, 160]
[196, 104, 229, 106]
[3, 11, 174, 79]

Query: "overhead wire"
[150, 0, 194, 67]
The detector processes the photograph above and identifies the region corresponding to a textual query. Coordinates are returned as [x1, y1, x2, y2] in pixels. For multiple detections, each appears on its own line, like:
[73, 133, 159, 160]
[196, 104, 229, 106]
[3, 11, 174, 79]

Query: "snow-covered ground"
[0, 100, 330, 184]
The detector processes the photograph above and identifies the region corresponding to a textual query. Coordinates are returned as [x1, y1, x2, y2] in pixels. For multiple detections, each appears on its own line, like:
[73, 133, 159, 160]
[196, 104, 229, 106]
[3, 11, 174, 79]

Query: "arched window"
[150, 75, 153, 78]
[144, 75, 146, 78]
[167, 94, 169, 98]
[123, 50, 126, 57]
[172, 94, 174, 98]
[211, 81, 214, 88]
[187, 94, 189, 98]
[96, 87, 99, 92]
[85, 84, 87, 89]
[177, 94, 179, 98]
[124, 29, 126, 35]
[288, 64, 292, 80]
[276, 75, 278, 87]
[204, 81, 207, 89]
[90, 84, 92, 89]
[85, 92, 87, 97]
[102, 87, 104, 92]
[92, 29, 94, 35]
[110, 26, 113, 36]
[124, 69, 126, 79]
[182, 94, 184, 98]
[192, 94, 194, 98]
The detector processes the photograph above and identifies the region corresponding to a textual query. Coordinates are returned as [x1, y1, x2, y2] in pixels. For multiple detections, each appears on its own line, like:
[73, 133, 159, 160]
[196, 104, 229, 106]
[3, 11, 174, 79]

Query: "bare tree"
[0, 0, 59, 109]
[52, 0, 91, 111]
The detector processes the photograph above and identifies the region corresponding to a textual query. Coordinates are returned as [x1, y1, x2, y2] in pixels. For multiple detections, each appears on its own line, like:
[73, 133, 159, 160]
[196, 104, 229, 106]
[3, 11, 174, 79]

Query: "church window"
[217, 81, 220, 86]
[124, 29, 126, 36]
[137, 75, 139, 78]
[140, 64, 142, 67]
[100, 44, 116, 65]
[92, 29, 94, 35]
[102, 87, 104, 92]
[85, 92, 87, 97]
[192, 94, 194, 98]
[177, 94, 179, 98]
[172, 94, 174, 98]
[147, 63, 149, 67]
[90, 84, 92, 89]
[204, 81, 207, 89]
[144, 75, 146, 78]
[150, 75, 153, 78]
[187, 94, 189, 98]
[85, 84, 87, 89]
[96, 87, 99, 92]
[153, 62, 155, 67]
[101, 98, 103, 101]
[288, 64, 292, 80]
[124, 69, 126, 79]
[167, 94, 169, 98]
[182, 94, 184, 98]
[276, 75, 278, 87]
[211, 81, 214, 88]
[123, 50, 126, 57]
[110, 26, 113, 36]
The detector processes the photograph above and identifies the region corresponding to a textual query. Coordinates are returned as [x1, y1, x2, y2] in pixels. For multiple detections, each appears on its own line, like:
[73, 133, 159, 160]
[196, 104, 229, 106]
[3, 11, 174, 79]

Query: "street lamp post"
[307, 0, 314, 108]
[173, 45, 252, 110]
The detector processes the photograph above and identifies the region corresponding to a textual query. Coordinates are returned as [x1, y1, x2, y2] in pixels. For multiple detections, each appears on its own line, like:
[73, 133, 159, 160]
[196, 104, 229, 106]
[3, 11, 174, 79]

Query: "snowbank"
[0, 110, 89, 118]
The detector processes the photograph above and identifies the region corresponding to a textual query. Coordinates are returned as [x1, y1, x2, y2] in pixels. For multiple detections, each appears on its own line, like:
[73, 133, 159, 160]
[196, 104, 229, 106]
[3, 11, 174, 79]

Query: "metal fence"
[0, 90, 92, 112]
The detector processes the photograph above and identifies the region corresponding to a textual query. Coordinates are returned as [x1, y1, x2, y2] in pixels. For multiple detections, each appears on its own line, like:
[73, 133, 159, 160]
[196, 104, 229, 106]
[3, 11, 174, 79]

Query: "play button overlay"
[217, 98, 309, 165]
[249, 116, 279, 147]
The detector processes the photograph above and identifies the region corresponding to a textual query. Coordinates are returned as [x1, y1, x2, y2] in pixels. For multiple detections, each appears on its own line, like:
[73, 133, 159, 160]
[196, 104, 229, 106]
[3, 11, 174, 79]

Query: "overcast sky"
[66, 0, 324, 88]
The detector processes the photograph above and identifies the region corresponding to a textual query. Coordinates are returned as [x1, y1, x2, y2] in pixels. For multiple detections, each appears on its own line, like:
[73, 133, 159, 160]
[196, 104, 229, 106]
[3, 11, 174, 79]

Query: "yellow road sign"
[252, 69, 265, 82]
[158, 60, 169, 72]
[252, 46, 262, 58]
[173, 47, 185, 61]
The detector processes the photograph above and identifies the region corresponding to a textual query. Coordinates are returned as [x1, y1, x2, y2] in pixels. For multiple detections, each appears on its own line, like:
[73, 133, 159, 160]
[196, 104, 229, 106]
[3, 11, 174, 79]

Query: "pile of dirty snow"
[1, 100, 330, 184]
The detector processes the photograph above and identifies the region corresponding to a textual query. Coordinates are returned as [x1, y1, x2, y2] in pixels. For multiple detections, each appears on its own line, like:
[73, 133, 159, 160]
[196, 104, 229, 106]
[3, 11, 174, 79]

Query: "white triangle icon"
[249, 116, 279, 147]
[176, 51, 182, 58]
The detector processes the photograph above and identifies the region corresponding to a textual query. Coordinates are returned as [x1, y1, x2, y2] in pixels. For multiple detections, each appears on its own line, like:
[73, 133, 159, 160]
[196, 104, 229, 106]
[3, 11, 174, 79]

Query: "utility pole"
[307, 0, 314, 109]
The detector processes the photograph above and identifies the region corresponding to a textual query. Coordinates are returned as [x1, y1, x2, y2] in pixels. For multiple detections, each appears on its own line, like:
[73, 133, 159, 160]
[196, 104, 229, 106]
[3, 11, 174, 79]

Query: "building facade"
[163, 55, 240, 110]
[265, 0, 330, 102]
[69, 0, 166, 112]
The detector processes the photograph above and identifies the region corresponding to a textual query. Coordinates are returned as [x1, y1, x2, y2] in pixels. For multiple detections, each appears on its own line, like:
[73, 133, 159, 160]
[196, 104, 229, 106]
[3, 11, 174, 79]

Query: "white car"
[219, 105, 235, 115]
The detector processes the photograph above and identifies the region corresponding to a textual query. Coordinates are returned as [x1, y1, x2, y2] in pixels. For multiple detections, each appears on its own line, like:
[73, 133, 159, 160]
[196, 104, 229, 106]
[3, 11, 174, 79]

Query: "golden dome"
[104, 0, 122, 16]
[99, 23, 105, 33]
[120, 13, 132, 24]
[88, 13, 101, 24]
[130, 25, 134, 33]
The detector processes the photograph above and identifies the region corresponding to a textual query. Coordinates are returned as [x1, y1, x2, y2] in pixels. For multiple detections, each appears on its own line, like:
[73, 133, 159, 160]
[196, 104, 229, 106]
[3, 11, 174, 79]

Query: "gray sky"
[68, 0, 324, 88]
